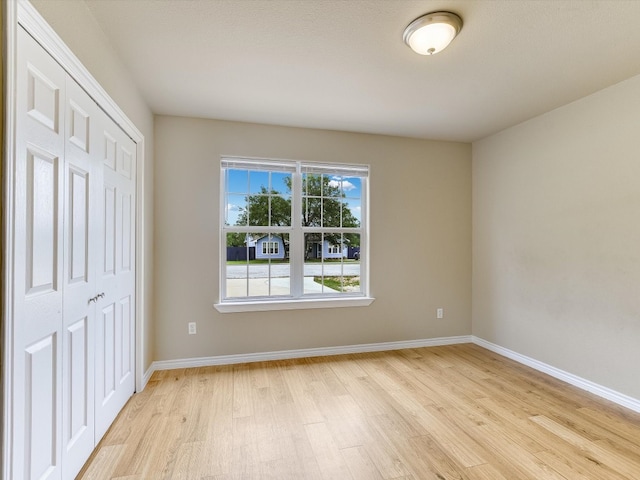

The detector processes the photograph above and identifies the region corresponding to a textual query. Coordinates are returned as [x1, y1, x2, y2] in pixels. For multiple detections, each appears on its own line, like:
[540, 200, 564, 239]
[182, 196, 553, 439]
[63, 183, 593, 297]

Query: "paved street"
[226, 263, 360, 278]
[225, 276, 336, 297]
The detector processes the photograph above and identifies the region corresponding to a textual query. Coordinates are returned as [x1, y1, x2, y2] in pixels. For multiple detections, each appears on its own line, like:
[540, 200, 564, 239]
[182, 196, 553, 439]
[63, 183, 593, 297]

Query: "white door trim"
[2, 2, 19, 479]
[3, 2, 147, 477]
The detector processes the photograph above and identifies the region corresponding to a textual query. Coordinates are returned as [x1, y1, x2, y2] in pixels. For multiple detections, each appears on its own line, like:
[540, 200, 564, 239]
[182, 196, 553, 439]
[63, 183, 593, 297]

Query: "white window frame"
[215, 157, 374, 313]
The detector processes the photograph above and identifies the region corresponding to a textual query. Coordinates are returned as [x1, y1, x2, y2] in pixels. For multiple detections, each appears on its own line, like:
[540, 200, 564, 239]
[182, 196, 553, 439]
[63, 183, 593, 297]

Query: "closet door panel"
[61, 76, 99, 479]
[94, 113, 136, 442]
[25, 146, 60, 296]
[98, 302, 116, 401]
[66, 316, 89, 434]
[26, 62, 60, 133]
[14, 26, 66, 480]
[120, 295, 133, 377]
[68, 167, 88, 282]
[24, 334, 58, 480]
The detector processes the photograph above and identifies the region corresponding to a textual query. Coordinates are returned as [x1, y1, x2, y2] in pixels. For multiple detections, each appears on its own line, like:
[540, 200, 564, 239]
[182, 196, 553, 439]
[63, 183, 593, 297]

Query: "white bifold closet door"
[12, 26, 136, 480]
[94, 76, 137, 445]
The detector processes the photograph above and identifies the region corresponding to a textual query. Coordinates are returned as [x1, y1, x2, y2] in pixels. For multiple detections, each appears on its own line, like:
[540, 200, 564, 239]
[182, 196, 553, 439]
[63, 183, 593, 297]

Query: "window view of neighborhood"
[222, 159, 367, 300]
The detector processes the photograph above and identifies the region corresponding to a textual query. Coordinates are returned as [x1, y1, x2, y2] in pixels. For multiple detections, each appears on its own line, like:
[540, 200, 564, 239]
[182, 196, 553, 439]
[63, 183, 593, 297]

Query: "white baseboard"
[472, 336, 640, 414]
[149, 335, 472, 373]
[140, 366, 155, 391]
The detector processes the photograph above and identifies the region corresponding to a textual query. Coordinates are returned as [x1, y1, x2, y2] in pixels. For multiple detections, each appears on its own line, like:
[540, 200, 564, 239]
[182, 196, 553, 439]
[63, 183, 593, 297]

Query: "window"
[217, 157, 372, 312]
[262, 241, 279, 255]
[327, 244, 341, 255]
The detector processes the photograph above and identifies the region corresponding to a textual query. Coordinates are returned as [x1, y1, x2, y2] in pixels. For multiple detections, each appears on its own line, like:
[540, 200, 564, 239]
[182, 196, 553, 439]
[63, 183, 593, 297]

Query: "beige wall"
[154, 116, 471, 361]
[30, 0, 156, 370]
[473, 74, 640, 399]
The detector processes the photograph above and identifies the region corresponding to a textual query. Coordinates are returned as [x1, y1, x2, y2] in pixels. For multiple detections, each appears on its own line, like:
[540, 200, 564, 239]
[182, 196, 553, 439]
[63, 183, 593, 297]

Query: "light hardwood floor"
[77, 344, 640, 479]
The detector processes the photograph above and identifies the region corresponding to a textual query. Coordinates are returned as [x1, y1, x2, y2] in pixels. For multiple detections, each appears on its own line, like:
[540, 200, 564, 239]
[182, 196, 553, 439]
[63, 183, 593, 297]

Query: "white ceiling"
[83, 0, 640, 142]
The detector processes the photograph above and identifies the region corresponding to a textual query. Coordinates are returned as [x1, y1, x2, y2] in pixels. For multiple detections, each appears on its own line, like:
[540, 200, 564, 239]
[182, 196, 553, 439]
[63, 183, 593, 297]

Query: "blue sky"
[225, 169, 362, 226]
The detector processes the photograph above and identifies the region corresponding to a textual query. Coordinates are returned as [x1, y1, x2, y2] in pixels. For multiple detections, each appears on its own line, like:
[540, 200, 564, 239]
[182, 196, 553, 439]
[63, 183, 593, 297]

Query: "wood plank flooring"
[77, 344, 640, 479]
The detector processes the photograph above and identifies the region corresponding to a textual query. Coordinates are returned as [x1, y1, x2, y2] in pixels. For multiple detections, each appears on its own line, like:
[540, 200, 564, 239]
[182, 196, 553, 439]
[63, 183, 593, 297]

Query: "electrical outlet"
[188, 322, 197, 335]
[436, 308, 444, 319]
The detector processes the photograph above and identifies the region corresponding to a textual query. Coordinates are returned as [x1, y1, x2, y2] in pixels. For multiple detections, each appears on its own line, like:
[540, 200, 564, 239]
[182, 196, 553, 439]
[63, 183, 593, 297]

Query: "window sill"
[214, 296, 375, 313]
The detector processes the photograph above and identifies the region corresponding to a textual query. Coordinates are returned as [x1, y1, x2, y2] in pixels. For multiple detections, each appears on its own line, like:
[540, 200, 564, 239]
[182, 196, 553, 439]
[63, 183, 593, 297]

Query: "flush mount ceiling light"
[403, 11, 463, 55]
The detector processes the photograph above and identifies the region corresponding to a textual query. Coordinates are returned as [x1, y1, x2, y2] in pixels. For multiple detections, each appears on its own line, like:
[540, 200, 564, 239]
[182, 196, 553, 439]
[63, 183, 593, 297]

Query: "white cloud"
[329, 177, 357, 192]
[226, 203, 243, 224]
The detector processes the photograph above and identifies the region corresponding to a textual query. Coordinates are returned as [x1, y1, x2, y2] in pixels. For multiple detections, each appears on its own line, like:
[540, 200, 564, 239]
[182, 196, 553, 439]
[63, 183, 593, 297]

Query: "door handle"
[88, 293, 106, 304]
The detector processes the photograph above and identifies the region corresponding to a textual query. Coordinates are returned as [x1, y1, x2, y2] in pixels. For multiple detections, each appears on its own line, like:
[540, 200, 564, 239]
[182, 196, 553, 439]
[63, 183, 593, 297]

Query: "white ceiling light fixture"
[403, 11, 463, 56]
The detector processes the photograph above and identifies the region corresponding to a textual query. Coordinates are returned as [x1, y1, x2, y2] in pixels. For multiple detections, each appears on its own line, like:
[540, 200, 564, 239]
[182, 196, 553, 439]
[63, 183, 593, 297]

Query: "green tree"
[295, 175, 359, 229]
[226, 231, 247, 247]
[235, 175, 360, 259]
[235, 186, 291, 227]
[296, 175, 360, 257]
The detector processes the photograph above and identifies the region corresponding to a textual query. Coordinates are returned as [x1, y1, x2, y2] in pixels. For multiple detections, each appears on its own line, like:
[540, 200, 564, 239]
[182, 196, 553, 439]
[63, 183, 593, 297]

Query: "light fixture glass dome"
[403, 11, 463, 55]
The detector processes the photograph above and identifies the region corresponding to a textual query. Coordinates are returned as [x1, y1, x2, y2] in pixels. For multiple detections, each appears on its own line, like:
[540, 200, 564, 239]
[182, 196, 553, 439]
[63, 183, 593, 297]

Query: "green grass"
[313, 276, 360, 292]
